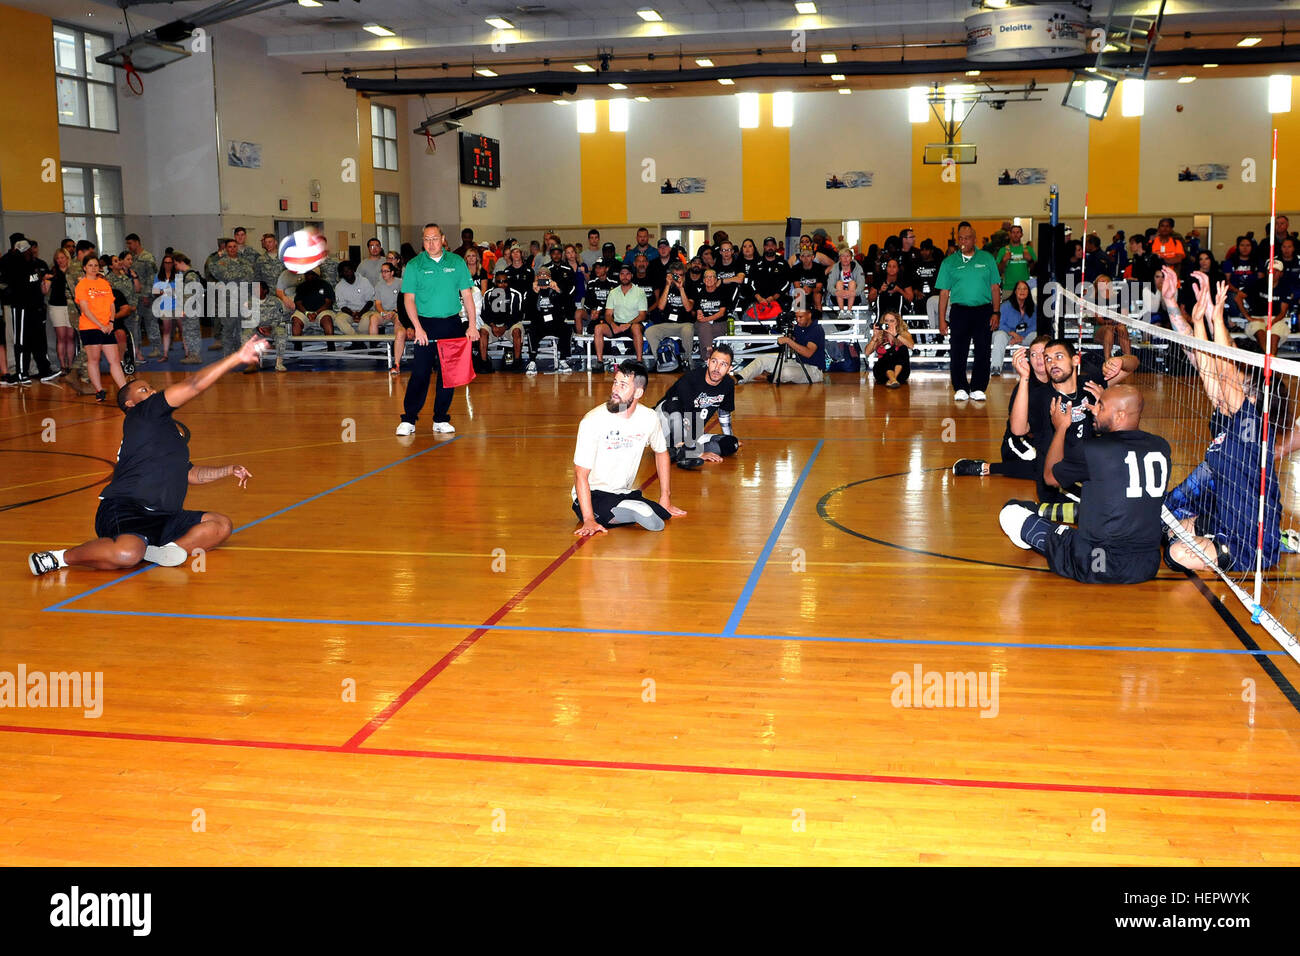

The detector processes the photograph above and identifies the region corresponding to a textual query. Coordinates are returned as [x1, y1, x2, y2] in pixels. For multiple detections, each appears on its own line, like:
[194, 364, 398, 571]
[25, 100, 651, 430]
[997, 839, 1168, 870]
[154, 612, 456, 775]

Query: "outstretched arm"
[189, 464, 253, 486]
[164, 335, 267, 409]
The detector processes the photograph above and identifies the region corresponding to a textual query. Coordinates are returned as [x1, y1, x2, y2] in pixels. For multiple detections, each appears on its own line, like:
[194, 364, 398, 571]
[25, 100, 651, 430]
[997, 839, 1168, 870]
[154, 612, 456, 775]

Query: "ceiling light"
[695, 58, 714, 67]
[485, 17, 515, 30]
[965, 70, 981, 77]
[634, 96, 650, 102]
[476, 68, 498, 77]
[794, 1, 817, 13]
[838, 88, 851, 95]
[1177, 76, 1196, 83]
[1203, 63, 1219, 68]
[718, 78, 735, 86]
[297, 0, 323, 7]
[1103, 43, 1118, 53]
[608, 82, 627, 90]
[984, 0, 1010, 8]
[553, 99, 571, 105]
[1238, 36, 1262, 47]
[363, 23, 395, 37]
[830, 73, 845, 81]
[636, 9, 662, 21]
[574, 63, 595, 72]
[820, 53, 837, 64]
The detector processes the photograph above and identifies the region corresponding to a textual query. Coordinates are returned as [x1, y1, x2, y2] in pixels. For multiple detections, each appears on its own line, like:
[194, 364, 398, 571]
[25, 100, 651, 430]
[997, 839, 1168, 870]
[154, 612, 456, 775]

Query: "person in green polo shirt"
[998, 223, 1035, 292]
[936, 220, 1001, 402]
[396, 223, 479, 437]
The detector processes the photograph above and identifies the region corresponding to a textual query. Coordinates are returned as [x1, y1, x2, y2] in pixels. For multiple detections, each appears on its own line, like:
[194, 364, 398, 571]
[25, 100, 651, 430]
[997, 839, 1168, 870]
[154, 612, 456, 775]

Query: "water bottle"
[727, 315, 735, 335]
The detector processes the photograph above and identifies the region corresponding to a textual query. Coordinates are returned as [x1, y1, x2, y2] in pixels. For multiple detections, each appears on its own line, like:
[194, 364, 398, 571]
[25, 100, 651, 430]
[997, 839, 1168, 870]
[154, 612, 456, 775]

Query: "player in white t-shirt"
[572, 360, 687, 535]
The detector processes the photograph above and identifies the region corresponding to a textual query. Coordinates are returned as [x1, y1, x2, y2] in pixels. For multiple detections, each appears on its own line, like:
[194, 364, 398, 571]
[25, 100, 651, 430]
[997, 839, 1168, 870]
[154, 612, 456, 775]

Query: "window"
[62, 164, 124, 254]
[374, 193, 400, 253]
[54, 23, 117, 131]
[371, 104, 398, 170]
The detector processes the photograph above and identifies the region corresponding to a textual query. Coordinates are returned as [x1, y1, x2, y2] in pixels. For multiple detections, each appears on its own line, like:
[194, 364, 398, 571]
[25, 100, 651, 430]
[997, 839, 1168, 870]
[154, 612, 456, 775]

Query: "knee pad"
[999, 502, 1035, 550]
[1162, 537, 1193, 574]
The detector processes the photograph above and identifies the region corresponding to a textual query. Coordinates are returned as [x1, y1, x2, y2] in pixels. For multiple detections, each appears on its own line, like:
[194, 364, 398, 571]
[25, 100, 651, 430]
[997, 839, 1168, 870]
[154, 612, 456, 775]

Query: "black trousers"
[871, 345, 911, 384]
[13, 305, 53, 378]
[529, 315, 573, 358]
[947, 303, 993, 392]
[401, 315, 464, 425]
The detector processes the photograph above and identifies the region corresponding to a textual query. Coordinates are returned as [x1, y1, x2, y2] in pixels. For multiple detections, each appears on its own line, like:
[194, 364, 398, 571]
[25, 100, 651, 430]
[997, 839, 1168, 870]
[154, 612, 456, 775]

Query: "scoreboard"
[459, 133, 500, 188]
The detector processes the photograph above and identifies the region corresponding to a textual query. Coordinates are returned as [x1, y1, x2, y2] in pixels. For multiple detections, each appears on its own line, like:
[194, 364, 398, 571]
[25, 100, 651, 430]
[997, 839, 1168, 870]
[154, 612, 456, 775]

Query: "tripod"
[770, 330, 813, 387]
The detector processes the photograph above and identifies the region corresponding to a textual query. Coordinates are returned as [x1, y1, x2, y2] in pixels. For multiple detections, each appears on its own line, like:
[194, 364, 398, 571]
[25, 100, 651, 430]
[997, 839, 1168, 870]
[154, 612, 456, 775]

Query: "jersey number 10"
[1124, 450, 1169, 498]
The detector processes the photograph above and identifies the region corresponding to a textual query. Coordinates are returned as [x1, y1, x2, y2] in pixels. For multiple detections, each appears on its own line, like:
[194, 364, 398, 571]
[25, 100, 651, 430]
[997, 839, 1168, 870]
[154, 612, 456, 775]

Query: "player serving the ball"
[27, 335, 268, 575]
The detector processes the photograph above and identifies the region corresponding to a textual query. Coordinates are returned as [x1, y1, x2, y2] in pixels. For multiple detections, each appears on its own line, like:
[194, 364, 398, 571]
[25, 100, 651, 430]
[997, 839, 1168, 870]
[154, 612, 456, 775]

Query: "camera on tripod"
[772, 311, 797, 336]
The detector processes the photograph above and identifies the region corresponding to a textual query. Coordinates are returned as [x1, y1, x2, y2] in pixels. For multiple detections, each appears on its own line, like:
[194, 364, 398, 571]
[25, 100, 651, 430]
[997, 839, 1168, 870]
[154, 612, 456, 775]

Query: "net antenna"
[1256, 128, 1281, 606]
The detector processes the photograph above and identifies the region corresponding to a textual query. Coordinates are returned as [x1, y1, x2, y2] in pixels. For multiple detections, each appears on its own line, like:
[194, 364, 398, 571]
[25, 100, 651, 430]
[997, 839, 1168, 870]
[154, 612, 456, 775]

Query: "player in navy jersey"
[655, 344, 740, 469]
[1000, 383, 1171, 584]
[1222, 236, 1262, 323]
[1158, 269, 1283, 574]
[27, 336, 266, 575]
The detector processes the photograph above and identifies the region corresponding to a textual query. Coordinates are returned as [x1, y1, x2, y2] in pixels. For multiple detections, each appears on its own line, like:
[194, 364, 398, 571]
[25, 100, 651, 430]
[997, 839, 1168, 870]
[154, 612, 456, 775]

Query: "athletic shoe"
[275, 359, 287, 372]
[675, 457, 704, 471]
[1282, 528, 1300, 554]
[603, 357, 617, 373]
[28, 552, 61, 576]
[0, 374, 16, 386]
[954, 389, 969, 401]
[525, 360, 538, 376]
[999, 500, 1035, 549]
[558, 360, 573, 374]
[180, 355, 201, 365]
[952, 458, 988, 477]
[14, 376, 32, 387]
[208, 342, 222, 351]
[95, 390, 106, 403]
[969, 389, 986, 401]
[432, 421, 455, 434]
[885, 381, 901, 389]
[40, 370, 64, 383]
[143, 542, 187, 567]
[395, 421, 415, 437]
[838, 308, 852, 318]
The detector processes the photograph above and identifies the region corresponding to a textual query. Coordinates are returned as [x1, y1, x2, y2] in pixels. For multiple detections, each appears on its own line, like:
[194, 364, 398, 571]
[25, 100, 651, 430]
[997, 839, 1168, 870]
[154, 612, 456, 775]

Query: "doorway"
[662, 224, 709, 256]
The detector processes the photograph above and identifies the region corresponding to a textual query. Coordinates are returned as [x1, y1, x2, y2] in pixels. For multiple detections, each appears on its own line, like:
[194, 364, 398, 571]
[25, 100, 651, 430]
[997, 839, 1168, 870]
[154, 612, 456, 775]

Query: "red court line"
[2, 721, 1297, 804]
[341, 536, 592, 749]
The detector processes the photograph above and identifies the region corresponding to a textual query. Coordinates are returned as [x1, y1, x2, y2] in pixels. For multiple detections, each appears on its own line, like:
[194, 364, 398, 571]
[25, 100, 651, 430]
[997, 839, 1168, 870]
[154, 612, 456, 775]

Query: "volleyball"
[279, 229, 328, 274]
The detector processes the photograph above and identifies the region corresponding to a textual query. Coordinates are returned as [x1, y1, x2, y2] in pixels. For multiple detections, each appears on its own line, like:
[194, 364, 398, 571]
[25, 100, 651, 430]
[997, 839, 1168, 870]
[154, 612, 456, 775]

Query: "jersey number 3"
[1124, 450, 1169, 498]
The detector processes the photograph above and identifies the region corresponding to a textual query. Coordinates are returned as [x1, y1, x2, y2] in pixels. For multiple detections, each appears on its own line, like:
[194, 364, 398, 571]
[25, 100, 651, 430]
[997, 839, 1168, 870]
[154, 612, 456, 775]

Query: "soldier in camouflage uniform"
[173, 252, 205, 364]
[125, 235, 160, 358]
[105, 253, 141, 372]
[203, 240, 226, 349]
[207, 238, 256, 357]
[255, 233, 285, 289]
[248, 282, 288, 373]
[233, 227, 260, 270]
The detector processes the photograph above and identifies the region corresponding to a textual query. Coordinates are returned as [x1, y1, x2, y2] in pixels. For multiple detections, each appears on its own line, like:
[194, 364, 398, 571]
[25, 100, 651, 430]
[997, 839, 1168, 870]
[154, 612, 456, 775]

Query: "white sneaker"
[432, 421, 456, 434]
[395, 421, 415, 436]
[525, 360, 538, 376]
[969, 390, 987, 401]
[143, 542, 188, 567]
[954, 389, 969, 401]
[558, 360, 573, 374]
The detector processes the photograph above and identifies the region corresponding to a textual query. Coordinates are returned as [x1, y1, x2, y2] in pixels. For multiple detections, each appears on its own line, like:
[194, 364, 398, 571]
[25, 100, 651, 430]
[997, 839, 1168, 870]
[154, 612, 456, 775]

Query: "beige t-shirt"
[572, 404, 666, 495]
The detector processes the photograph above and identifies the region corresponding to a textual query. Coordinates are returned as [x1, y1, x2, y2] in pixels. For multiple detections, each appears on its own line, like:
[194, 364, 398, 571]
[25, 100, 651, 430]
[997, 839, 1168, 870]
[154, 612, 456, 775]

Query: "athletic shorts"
[572, 488, 672, 528]
[1036, 520, 1160, 584]
[94, 496, 205, 548]
[48, 305, 71, 329]
[1245, 320, 1290, 344]
[79, 327, 115, 346]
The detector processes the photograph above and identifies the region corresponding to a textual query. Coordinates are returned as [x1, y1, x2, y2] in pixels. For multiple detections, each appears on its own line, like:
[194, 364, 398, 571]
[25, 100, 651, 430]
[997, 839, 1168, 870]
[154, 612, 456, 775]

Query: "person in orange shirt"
[1150, 217, 1186, 268]
[74, 255, 127, 401]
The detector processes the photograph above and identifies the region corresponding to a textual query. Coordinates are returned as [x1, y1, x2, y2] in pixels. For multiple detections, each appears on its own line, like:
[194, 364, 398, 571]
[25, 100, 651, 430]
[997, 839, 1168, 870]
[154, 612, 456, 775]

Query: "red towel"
[436, 336, 476, 388]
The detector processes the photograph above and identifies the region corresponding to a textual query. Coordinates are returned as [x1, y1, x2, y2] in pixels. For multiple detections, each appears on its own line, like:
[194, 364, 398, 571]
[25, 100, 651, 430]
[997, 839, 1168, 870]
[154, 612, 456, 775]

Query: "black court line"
[0, 448, 114, 513]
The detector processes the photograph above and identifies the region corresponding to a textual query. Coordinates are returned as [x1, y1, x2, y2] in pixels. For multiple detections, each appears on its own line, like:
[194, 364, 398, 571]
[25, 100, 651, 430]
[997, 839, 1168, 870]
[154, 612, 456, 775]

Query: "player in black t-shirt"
[954, 334, 1052, 480]
[27, 335, 268, 576]
[655, 344, 740, 470]
[1000, 383, 1170, 584]
[524, 268, 574, 374]
[787, 249, 826, 313]
[749, 237, 792, 314]
[502, 246, 535, 296]
[577, 258, 617, 334]
[693, 269, 737, 356]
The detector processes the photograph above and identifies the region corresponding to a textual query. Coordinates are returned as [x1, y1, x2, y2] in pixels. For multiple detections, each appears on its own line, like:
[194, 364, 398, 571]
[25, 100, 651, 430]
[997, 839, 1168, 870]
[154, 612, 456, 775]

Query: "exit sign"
[678, 210, 691, 219]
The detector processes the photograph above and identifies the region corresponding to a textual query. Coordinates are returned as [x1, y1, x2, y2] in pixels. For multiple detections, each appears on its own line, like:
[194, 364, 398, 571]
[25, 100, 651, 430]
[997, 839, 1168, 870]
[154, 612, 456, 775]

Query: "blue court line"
[722, 439, 825, 636]
[45, 607, 1287, 655]
[42, 437, 459, 612]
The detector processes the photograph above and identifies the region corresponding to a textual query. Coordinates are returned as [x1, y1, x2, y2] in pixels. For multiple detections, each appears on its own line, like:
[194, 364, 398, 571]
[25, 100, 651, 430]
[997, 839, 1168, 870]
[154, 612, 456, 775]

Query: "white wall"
[625, 96, 741, 226]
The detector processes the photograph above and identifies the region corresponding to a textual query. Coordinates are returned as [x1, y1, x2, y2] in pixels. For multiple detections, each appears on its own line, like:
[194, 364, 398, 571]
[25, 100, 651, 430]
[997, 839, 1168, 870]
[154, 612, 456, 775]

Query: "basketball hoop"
[123, 57, 144, 95]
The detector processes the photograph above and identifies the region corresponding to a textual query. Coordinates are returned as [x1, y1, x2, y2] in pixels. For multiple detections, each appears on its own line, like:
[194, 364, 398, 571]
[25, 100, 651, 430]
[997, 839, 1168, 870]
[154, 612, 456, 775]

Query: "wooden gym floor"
[1, 361, 1298, 866]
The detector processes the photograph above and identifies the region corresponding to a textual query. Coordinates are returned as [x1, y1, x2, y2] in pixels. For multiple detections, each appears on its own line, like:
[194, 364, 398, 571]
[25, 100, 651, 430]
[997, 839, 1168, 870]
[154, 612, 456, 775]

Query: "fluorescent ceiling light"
[553, 99, 571, 105]
[297, 0, 323, 7]
[718, 78, 735, 86]
[738, 91, 759, 127]
[1269, 74, 1292, 113]
[476, 68, 497, 77]
[485, 17, 515, 29]
[576, 100, 596, 133]
[830, 73, 845, 81]
[608, 82, 627, 90]
[965, 70, 981, 77]
[1177, 76, 1196, 83]
[363, 23, 395, 37]
[1203, 63, 1219, 68]
[1120, 78, 1143, 117]
[820, 53, 837, 64]
[609, 98, 629, 132]
[634, 96, 650, 102]
[636, 9, 662, 21]
[695, 58, 714, 67]
[838, 88, 851, 95]
[574, 63, 595, 72]
[773, 90, 793, 126]
[1238, 36, 1262, 47]
[985, 0, 1010, 8]
[794, 2, 817, 13]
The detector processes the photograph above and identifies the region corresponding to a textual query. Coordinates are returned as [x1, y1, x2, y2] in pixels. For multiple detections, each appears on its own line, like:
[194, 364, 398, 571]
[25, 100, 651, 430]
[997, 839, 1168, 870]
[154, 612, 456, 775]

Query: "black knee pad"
[715, 435, 739, 457]
[1162, 537, 1192, 574]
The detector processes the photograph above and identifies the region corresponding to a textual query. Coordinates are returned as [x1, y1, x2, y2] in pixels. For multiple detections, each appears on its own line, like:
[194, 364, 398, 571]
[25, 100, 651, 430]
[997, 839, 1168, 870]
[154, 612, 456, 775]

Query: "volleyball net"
[1055, 278, 1300, 665]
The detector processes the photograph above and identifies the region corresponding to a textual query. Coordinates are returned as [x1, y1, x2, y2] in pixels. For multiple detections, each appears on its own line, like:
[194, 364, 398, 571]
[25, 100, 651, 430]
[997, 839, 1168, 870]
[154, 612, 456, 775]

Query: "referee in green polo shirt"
[396, 223, 479, 436]
[936, 220, 1001, 402]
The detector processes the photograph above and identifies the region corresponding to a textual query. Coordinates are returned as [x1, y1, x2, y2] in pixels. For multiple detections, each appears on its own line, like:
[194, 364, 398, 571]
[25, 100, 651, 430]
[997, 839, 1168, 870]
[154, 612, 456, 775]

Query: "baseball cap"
[14, 240, 31, 253]
[812, 228, 829, 240]
[657, 238, 670, 248]
[763, 236, 777, 244]
[602, 242, 617, 256]
[1273, 259, 1285, 272]
[618, 262, 634, 274]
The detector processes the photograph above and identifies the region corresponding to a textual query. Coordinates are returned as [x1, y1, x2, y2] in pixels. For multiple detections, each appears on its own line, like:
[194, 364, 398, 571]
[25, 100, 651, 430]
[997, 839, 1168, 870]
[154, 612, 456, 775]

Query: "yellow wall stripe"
[1273, 77, 1300, 213]
[357, 92, 375, 225]
[579, 101, 627, 224]
[910, 108, 960, 219]
[1086, 80, 1141, 215]
[741, 94, 790, 221]
[0, 6, 62, 213]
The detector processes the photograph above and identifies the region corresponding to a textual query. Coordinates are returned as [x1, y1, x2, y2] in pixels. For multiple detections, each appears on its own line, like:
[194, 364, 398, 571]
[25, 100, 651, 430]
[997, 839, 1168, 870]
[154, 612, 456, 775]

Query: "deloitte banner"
[966, 4, 1090, 62]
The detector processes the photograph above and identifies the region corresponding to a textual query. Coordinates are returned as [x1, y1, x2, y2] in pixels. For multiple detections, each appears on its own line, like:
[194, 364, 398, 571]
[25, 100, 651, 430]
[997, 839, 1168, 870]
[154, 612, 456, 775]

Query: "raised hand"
[1049, 396, 1073, 431]
[1012, 346, 1031, 381]
[231, 465, 253, 488]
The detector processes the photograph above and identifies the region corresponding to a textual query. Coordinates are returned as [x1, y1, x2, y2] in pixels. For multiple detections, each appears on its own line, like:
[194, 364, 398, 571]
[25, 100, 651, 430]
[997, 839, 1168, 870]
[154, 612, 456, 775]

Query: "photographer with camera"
[645, 260, 695, 372]
[735, 308, 825, 384]
[524, 267, 574, 375]
[866, 311, 914, 388]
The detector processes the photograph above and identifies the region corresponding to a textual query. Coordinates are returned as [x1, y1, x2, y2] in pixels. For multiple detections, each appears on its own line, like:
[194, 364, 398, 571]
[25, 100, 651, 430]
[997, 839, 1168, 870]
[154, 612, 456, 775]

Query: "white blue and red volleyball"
[279, 230, 328, 274]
